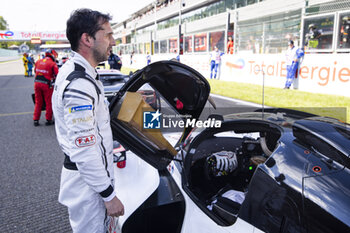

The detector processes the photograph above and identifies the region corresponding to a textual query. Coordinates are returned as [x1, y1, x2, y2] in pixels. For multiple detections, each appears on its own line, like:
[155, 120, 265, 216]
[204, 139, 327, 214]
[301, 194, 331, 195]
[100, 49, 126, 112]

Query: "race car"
[98, 69, 160, 110]
[97, 69, 128, 102]
[108, 60, 350, 233]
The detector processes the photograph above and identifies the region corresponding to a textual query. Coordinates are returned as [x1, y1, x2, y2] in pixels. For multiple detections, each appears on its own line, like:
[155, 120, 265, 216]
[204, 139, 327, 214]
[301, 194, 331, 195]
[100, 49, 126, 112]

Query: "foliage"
[0, 16, 7, 30]
[0, 16, 8, 48]
[120, 67, 138, 76]
[45, 41, 58, 45]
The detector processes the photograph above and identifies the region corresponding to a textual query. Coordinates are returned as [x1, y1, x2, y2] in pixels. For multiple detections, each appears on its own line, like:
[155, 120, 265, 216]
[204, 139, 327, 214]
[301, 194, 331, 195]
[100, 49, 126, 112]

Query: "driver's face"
[92, 22, 116, 64]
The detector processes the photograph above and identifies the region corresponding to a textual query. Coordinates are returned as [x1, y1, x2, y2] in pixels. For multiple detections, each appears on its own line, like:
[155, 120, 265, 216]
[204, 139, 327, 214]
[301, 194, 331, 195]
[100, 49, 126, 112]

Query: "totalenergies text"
[248, 61, 350, 86]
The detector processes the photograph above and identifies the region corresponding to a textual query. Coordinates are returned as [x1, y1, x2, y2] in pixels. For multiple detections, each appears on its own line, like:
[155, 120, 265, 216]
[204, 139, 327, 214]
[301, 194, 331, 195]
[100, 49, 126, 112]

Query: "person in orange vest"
[227, 36, 234, 54]
[22, 53, 29, 77]
[33, 49, 59, 126]
[340, 16, 350, 48]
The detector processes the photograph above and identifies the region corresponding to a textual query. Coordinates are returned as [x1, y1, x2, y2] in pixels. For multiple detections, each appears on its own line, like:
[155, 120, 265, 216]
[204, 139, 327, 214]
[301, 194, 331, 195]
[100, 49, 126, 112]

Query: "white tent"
[8, 45, 19, 50]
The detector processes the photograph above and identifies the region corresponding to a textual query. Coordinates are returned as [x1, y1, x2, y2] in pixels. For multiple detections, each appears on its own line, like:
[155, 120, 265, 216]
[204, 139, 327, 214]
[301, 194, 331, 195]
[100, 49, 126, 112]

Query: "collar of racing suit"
[70, 51, 99, 80]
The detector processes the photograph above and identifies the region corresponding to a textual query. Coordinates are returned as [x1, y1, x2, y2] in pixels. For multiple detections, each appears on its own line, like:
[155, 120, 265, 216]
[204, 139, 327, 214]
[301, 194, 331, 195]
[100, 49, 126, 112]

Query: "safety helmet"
[343, 16, 350, 21]
[45, 49, 58, 59]
[308, 24, 316, 29]
[23, 53, 28, 57]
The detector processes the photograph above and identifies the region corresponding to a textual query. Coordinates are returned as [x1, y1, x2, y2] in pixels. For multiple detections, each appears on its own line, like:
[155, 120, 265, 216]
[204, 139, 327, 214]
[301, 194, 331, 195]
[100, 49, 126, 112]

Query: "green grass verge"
[121, 67, 138, 75]
[121, 67, 349, 122]
[208, 79, 350, 123]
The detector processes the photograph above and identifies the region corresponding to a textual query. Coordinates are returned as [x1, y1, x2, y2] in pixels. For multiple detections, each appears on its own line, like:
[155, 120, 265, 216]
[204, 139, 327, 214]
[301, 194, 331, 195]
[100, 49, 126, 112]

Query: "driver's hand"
[104, 196, 124, 217]
[214, 151, 238, 172]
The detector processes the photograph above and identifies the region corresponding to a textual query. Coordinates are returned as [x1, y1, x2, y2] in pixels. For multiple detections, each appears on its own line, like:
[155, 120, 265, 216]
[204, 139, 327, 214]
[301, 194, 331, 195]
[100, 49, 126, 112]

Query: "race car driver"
[206, 151, 238, 177]
[33, 49, 59, 126]
[52, 9, 124, 232]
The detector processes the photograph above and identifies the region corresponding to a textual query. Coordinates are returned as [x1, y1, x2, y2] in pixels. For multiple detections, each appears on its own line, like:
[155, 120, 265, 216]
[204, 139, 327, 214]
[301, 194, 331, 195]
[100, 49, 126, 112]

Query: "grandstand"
[112, 0, 350, 55]
[112, 0, 350, 97]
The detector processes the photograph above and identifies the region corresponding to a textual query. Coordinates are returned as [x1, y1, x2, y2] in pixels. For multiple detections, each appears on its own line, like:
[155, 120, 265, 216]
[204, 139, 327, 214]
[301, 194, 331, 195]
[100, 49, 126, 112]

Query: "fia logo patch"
[143, 110, 161, 129]
[75, 135, 96, 147]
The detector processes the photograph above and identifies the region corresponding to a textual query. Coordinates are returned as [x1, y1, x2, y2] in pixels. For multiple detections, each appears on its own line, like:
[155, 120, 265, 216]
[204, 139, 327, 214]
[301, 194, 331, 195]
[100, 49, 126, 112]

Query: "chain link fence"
[306, 0, 350, 16]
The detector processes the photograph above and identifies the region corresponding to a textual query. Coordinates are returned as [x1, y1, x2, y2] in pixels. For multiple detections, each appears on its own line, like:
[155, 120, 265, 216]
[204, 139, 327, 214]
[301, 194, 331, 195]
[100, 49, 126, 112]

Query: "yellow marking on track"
[0, 111, 34, 117]
[0, 85, 33, 90]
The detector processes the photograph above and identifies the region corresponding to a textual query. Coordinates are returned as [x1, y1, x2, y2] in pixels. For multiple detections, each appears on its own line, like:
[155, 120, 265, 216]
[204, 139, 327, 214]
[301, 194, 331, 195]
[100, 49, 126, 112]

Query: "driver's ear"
[81, 33, 93, 48]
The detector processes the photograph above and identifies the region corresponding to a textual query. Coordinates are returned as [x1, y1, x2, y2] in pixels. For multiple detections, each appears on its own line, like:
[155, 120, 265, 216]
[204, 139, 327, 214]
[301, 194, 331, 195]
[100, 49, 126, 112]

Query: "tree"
[0, 16, 8, 30]
[0, 16, 9, 48]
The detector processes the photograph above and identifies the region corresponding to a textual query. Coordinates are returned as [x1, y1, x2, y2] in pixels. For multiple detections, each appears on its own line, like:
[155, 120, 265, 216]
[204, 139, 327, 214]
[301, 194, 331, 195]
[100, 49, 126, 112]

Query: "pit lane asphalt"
[0, 60, 260, 232]
[0, 60, 70, 232]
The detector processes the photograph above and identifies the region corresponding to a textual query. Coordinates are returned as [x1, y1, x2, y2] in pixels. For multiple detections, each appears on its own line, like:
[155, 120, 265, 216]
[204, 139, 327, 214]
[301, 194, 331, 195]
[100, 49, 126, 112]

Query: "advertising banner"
[221, 54, 350, 97]
[123, 52, 349, 97]
[0, 30, 67, 41]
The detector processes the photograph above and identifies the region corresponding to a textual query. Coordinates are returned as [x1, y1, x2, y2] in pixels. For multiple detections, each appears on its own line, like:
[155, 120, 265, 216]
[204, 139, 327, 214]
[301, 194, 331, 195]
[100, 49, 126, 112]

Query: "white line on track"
[0, 111, 34, 117]
[210, 94, 264, 107]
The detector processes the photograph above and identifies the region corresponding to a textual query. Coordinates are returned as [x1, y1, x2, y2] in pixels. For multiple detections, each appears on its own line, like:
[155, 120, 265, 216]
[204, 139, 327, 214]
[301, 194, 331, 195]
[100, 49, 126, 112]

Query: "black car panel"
[239, 166, 306, 233]
[293, 118, 350, 168]
[303, 170, 350, 233]
[109, 61, 210, 170]
[110, 61, 210, 118]
[182, 113, 350, 232]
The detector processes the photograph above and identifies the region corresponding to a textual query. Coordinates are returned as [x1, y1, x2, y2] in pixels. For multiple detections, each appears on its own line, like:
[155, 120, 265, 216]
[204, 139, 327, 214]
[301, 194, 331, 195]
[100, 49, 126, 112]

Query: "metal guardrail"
[0, 48, 18, 56]
[0, 56, 20, 62]
[0, 48, 20, 62]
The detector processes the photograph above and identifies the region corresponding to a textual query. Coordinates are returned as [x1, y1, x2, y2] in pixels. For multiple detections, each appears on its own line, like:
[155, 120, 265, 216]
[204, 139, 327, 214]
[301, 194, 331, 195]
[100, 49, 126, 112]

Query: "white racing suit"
[52, 52, 116, 232]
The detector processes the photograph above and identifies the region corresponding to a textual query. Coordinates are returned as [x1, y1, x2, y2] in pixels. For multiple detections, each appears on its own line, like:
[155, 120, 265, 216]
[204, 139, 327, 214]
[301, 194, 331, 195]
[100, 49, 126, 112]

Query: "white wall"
[219, 53, 350, 97]
[121, 53, 350, 97]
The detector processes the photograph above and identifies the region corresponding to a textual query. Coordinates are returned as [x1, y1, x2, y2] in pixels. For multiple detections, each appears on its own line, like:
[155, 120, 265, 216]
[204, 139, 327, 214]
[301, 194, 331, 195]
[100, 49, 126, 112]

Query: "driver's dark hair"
[66, 8, 112, 51]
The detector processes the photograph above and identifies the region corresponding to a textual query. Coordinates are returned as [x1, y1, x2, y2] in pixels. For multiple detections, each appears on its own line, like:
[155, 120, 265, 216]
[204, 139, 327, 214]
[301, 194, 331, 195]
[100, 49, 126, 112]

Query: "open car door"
[109, 60, 210, 170]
